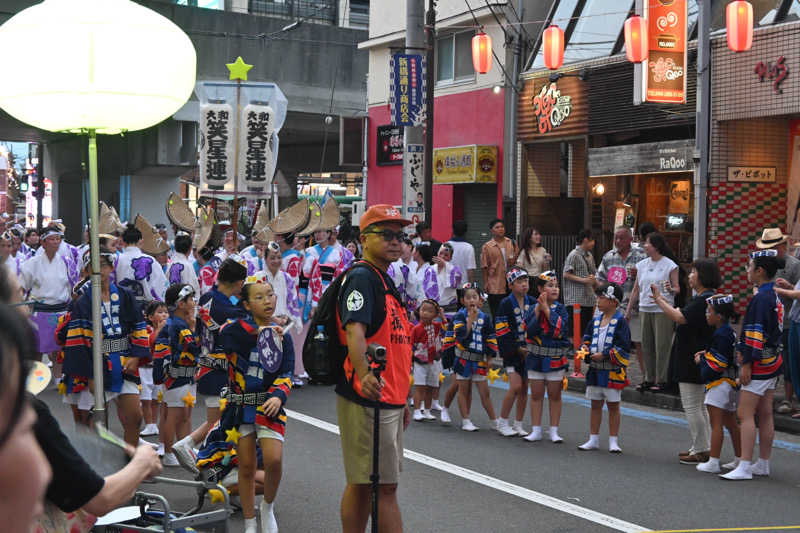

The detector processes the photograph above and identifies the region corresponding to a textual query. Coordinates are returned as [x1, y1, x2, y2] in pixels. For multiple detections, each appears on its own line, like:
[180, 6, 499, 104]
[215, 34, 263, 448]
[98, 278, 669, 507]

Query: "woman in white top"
[626, 232, 680, 391]
[516, 227, 551, 296]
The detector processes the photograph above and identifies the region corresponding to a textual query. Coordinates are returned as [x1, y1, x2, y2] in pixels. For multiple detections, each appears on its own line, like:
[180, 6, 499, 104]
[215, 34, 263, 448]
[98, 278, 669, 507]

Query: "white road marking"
[286, 408, 650, 533]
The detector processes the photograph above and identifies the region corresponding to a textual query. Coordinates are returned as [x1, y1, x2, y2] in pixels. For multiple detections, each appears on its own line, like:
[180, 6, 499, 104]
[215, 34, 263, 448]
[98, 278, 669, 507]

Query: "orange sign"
[642, 0, 687, 104]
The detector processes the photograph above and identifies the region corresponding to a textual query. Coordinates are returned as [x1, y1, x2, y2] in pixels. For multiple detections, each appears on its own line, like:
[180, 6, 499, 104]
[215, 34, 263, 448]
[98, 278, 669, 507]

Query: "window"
[563, 0, 630, 64]
[436, 31, 476, 84]
[532, 0, 580, 69]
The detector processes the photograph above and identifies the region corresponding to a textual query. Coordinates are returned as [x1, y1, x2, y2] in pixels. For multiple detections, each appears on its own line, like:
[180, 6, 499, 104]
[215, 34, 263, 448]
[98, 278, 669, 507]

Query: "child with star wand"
[220, 276, 294, 533]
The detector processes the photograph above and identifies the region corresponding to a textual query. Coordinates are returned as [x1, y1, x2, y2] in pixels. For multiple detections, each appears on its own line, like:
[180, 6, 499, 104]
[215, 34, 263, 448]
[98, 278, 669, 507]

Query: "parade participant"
[525, 271, 571, 443]
[241, 232, 267, 274]
[414, 221, 441, 255]
[0, 230, 22, 277]
[153, 283, 200, 467]
[577, 283, 630, 453]
[419, 242, 463, 313]
[22, 228, 39, 258]
[220, 279, 294, 533]
[598, 226, 646, 380]
[115, 222, 169, 304]
[563, 229, 599, 338]
[62, 247, 150, 447]
[495, 267, 534, 437]
[516, 226, 551, 293]
[336, 204, 413, 533]
[330, 224, 356, 271]
[452, 282, 499, 432]
[411, 299, 444, 421]
[448, 220, 476, 278]
[301, 199, 344, 322]
[141, 300, 168, 438]
[481, 218, 517, 318]
[627, 232, 680, 391]
[694, 294, 742, 474]
[388, 237, 420, 317]
[8, 226, 26, 269]
[166, 232, 200, 296]
[261, 241, 302, 334]
[722, 249, 785, 481]
[214, 221, 259, 276]
[20, 225, 78, 363]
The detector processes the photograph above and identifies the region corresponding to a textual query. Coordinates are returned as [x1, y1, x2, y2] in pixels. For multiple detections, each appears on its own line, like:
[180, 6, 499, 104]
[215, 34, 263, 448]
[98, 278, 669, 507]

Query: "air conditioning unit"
[351, 200, 366, 227]
[155, 120, 197, 167]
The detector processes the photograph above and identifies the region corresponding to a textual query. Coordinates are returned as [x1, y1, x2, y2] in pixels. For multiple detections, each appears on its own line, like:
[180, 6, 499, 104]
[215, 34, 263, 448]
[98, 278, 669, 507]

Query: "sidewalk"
[567, 355, 800, 435]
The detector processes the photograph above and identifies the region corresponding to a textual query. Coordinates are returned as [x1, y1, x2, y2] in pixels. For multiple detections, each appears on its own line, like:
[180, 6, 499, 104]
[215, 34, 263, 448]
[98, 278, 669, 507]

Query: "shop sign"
[389, 54, 426, 127]
[532, 82, 572, 134]
[637, 0, 688, 105]
[376, 125, 403, 166]
[403, 144, 425, 224]
[588, 139, 694, 177]
[754, 56, 789, 94]
[432, 145, 498, 184]
[727, 166, 776, 183]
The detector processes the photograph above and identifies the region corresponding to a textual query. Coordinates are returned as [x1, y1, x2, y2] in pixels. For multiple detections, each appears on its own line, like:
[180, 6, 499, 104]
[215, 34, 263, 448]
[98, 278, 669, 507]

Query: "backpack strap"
[346, 261, 397, 298]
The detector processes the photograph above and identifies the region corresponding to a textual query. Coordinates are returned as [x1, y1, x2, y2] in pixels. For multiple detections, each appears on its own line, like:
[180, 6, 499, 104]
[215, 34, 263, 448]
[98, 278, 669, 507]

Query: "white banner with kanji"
[238, 104, 275, 192]
[199, 103, 235, 190]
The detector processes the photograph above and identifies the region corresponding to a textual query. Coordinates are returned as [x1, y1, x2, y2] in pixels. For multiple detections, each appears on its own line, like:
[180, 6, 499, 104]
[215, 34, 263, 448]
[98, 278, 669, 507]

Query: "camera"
[366, 343, 387, 377]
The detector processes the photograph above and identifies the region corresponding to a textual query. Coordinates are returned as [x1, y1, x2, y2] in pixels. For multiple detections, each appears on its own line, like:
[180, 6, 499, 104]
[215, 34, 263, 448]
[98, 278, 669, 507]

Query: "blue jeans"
[787, 322, 800, 398]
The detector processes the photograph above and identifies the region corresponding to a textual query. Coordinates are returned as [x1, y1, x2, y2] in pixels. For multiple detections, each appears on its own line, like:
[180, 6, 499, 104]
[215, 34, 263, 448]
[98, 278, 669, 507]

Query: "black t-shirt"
[672, 291, 715, 384]
[32, 397, 105, 512]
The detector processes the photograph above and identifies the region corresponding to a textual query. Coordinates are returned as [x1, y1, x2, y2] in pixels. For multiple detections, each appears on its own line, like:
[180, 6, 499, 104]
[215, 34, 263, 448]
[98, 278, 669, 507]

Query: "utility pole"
[403, 0, 425, 226]
[423, 0, 435, 224]
[693, 0, 711, 259]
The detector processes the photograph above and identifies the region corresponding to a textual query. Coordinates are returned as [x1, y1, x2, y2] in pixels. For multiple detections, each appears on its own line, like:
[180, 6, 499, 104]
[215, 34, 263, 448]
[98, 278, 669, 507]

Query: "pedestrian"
[140, 300, 168, 439]
[452, 282, 499, 432]
[414, 221, 441, 255]
[577, 282, 630, 453]
[152, 283, 199, 468]
[62, 247, 150, 447]
[411, 299, 444, 422]
[448, 220, 476, 278]
[335, 204, 413, 533]
[115, 222, 169, 304]
[481, 218, 517, 318]
[516, 226, 551, 296]
[387, 237, 420, 318]
[597, 226, 647, 383]
[495, 267, 534, 437]
[1, 230, 22, 278]
[651, 257, 718, 464]
[419, 242, 463, 312]
[562, 229, 599, 338]
[694, 294, 742, 474]
[261, 241, 302, 333]
[722, 249, 785, 480]
[220, 279, 294, 533]
[524, 271, 572, 443]
[166, 232, 200, 296]
[775, 273, 800, 420]
[626, 232, 680, 391]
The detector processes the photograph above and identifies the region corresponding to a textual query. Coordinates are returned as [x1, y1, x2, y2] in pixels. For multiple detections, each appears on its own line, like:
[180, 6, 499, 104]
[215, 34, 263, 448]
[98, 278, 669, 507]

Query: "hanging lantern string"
[463, 0, 519, 94]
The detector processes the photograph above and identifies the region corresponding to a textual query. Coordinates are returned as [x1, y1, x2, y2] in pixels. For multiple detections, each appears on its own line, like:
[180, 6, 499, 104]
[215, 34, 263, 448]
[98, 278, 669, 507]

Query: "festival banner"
[389, 54, 426, 127]
[238, 103, 276, 192]
[199, 103, 235, 190]
[640, 0, 688, 104]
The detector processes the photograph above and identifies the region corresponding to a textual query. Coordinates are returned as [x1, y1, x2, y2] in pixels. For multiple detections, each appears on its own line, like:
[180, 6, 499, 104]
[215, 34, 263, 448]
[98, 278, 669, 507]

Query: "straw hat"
[756, 227, 788, 249]
[254, 224, 275, 245]
[297, 201, 323, 236]
[269, 198, 310, 235]
[108, 205, 126, 233]
[166, 192, 196, 233]
[317, 198, 340, 231]
[193, 205, 216, 251]
[135, 214, 170, 255]
[98, 202, 125, 235]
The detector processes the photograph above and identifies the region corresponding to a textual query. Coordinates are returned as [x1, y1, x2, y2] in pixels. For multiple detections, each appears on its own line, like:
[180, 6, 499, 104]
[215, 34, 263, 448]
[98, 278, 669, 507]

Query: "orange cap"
[359, 204, 412, 231]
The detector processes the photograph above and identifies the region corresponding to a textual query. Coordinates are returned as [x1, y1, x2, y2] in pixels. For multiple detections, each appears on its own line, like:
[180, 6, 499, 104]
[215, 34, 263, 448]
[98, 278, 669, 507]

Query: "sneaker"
[696, 460, 721, 474]
[720, 463, 752, 480]
[261, 501, 278, 533]
[722, 458, 740, 470]
[461, 419, 479, 432]
[172, 438, 199, 475]
[776, 400, 793, 414]
[440, 409, 452, 424]
[431, 400, 443, 412]
[751, 460, 770, 477]
[512, 421, 526, 436]
[489, 419, 499, 431]
[140, 424, 159, 437]
[157, 443, 165, 457]
[679, 452, 709, 465]
[497, 420, 517, 437]
[549, 428, 563, 444]
[413, 410, 424, 422]
[291, 377, 304, 387]
[609, 443, 622, 454]
[422, 409, 436, 421]
[578, 439, 599, 451]
[162, 452, 180, 467]
[523, 429, 542, 442]
[138, 437, 158, 450]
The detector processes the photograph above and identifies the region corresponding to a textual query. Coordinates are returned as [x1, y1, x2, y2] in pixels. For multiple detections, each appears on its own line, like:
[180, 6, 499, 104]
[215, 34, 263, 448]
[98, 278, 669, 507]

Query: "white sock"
[587, 434, 600, 446]
[244, 517, 257, 533]
[499, 417, 508, 425]
[549, 426, 560, 436]
[738, 460, 752, 471]
[414, 409, 422, 416]
[262, 500, 274, 512]
[706, 457, 720, 467]
[531, 425, 542, 434]
[755, 458, 769, 466]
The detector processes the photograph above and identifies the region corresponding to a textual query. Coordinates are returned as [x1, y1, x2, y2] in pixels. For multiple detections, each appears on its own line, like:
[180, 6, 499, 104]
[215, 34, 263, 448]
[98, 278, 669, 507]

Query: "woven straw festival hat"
[193, 205, 216, 251]
[269, 198, 310, 236]
[135, 214, 170, 255]
[98, 202, 126, 235]
[317, 198, 340, 231]
[297, 201, 323, 236]
[166, 192, 196, 233]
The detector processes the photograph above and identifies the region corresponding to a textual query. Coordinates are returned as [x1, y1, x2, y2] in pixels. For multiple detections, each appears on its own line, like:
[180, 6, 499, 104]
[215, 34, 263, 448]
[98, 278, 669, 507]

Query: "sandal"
[791, 411, 800, 419]
[776, 400, 792, 414]
[636, 382, 653, 392]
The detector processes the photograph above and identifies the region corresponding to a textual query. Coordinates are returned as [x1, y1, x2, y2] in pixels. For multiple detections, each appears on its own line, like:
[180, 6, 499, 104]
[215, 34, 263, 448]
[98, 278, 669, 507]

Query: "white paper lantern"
[0, 0, 196, 134]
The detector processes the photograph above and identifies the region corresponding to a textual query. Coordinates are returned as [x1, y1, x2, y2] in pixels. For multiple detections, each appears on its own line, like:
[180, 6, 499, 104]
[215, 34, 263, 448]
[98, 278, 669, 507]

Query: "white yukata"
[166, 252, 200, 296]
[115, 245, 168, 303]
[20, 251, 75, 353]
[263, 268, 303, 334]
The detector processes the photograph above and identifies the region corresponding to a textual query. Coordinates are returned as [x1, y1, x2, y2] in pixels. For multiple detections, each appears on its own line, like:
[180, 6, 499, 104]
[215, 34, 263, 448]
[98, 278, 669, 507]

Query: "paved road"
[39, 377, 800, 532]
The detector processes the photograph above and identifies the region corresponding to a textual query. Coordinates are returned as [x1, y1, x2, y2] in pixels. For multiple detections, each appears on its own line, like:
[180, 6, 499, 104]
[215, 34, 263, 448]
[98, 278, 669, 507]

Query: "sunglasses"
[363, 229, 406, 242]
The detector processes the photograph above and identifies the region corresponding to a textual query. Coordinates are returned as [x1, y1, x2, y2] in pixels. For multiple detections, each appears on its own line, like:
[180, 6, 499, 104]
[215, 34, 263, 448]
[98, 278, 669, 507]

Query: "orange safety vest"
[337, 262, 412, 407]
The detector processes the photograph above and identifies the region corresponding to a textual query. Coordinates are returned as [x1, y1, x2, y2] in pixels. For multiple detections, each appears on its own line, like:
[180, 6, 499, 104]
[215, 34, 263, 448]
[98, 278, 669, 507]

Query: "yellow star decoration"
[226, 56, 253, 81]
[57, 382, 66, 395]
[157, 390, 163, 402]
[409, 375, 414, 386]
[225, 426, 242, 445]
[182, 390, 196, 408]
[219, 398, 227, 411]
[487, 367, 500, 384]
[208, 487, 229, 504]
[502, 371, 509, 383]
[439, 372, 445, 384]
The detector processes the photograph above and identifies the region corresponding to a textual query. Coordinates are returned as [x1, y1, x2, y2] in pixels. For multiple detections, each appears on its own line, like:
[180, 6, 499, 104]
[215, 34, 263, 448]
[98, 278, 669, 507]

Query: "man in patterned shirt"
[562, 229, 599, 340]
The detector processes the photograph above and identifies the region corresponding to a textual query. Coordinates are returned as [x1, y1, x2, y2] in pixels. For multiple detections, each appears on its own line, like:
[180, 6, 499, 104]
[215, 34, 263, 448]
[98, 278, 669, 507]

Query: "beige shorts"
[628, 313, 642, 344]
[585, 386, 621, 403]
[239, 423, 285, 442]
[337, 395, 403, 485]
[527, 369, 566, 382]
[413, 361, 442, 388]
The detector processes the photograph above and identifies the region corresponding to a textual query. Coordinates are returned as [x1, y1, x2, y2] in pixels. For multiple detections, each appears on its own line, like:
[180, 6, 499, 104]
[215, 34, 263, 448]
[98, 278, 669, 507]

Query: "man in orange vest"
[336, 204, 413, 533]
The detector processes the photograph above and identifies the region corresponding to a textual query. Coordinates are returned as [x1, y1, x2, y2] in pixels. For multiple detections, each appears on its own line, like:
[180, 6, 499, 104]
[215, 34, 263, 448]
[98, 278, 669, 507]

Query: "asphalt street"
[39, 377, 800, 533]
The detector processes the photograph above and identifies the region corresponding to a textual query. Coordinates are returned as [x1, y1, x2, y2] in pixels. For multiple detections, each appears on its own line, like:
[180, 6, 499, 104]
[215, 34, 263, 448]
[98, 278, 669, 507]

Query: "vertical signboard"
[199, 103, 235, 191]
[238, 103, 276, 192]
[636, 0, 688, 104]
[403, 144, 425, 225]
[389, 54, 426, 127]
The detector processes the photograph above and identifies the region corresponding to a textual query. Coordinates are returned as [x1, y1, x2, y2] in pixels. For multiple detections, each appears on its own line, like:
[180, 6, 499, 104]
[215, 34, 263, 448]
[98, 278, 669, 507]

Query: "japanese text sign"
[433, 145, 498, 184]
[390, 54, 426, 127]
[727, 166, 776, 183]
[238, 104, 276, 192]
[200, 103, 235, 190]
[641, 0, 687, 104]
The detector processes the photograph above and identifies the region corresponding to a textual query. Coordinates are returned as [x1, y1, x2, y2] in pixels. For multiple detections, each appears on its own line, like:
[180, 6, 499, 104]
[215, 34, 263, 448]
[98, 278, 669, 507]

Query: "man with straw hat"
[115, 221, 169, 304]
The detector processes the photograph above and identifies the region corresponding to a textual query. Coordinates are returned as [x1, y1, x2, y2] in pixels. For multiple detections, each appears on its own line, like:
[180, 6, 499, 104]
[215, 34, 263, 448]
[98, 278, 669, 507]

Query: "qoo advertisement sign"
[635, 0, 688, 105]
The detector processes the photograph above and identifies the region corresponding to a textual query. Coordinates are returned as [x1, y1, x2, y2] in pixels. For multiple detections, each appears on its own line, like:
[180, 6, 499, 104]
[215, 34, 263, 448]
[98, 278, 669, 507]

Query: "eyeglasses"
[363, 229, 406, 242]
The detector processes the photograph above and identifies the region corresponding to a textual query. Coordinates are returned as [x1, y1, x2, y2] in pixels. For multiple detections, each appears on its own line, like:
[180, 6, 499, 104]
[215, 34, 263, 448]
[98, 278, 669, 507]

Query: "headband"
[41, 229, 63, 240]
[460, 282, 487, 299]
[706, 294, 734, 306]
[267, 241, 280, 254]
[596, 284, 619, 301]
[507, 267, 529, 285]
[244, 272, 267, 286]
[751, 249, 778, 259]
[176, 230, 190, 237]
[176, 284, 195, 302]
[81, 250, 115, 271]
[0, 231, 11, 241]
[538, 270, 557, 282]
[228, 253, 248, 270]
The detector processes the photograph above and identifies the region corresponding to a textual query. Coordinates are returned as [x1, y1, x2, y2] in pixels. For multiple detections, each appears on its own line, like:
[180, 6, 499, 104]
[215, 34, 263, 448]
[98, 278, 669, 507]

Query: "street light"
[0, 0, 196, 415]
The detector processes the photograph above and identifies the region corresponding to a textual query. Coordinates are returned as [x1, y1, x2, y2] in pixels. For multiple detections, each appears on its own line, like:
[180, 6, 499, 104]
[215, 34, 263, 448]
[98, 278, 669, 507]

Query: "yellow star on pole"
[487, 367, 500, 384]
[225, 426, 242, 445]
[226, 56, 253, 81]
[182, 389, 196, 407]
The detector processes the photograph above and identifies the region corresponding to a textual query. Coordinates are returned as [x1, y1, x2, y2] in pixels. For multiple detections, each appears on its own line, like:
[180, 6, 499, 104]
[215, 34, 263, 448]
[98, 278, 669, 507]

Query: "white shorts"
[413, 361, 441, 387]
[628, 314, 642, 344]
[585, 386, 621, 403]
[704, 381, 738, 411]
[139, 367, 155, 401]
[456, 372, 487, 382]
[63, 389, 95, 411]
[199, 393, 222, 408]
[163, 383, 197, 408]
[239, 423, 285, 442]
[104, 380, 141, 402]
[740, 377, 777, 397]
[527, 369, 566, 382]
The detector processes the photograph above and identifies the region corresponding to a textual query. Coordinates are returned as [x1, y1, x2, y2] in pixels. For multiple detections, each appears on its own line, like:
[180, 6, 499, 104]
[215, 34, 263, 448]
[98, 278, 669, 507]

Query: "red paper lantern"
[543, 25, 564, 70]
[726, 1, 753, 52]
[624, 16, 648, 63]
[471, 32, 492, 74]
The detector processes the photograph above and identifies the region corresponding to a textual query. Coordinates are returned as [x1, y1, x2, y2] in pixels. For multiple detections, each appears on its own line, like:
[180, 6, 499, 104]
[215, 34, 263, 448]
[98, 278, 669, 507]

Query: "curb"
[566, 377, 800, 436]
